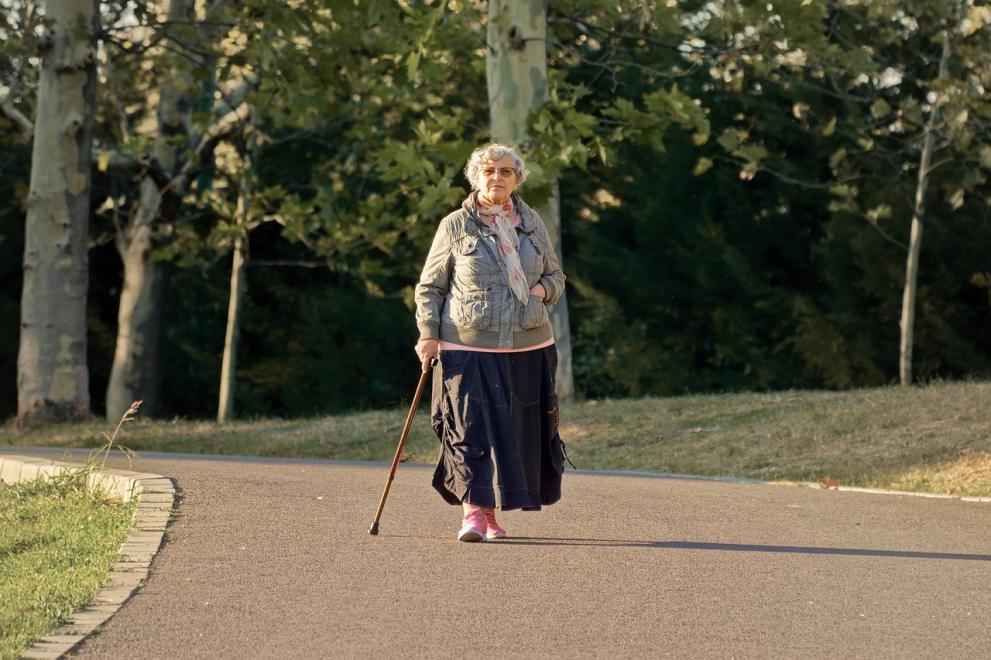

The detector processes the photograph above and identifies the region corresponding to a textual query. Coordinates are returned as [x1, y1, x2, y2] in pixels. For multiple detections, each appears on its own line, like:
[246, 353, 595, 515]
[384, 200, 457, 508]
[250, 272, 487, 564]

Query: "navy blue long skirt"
[430, 344, 565, 511]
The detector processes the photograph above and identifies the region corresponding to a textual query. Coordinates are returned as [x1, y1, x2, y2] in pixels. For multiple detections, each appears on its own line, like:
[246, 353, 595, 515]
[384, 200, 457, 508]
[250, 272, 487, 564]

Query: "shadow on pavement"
[495, 538, 991, 561]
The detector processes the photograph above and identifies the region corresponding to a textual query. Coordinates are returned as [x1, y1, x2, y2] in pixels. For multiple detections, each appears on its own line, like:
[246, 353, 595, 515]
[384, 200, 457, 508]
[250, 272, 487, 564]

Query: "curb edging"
[0, 455, 176, 660]
[787, 480, 991, 503]
[568, 468, 991, 504]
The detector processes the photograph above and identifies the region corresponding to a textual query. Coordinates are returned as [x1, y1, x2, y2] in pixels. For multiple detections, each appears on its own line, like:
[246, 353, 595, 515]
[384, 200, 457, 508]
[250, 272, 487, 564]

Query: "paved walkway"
[5, 449, 990, 658]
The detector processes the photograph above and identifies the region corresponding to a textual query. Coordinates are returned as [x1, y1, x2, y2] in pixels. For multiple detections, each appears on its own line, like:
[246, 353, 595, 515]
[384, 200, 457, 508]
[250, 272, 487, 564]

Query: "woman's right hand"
[415, 339, 439, 372]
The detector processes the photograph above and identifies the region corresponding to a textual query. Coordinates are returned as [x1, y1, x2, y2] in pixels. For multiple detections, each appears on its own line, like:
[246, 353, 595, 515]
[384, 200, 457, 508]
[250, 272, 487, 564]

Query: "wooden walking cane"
[368, 356, 437, 535]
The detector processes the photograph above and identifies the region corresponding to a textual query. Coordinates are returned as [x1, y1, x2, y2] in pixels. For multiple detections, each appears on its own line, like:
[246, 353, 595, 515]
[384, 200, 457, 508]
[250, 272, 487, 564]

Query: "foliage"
[1, 1, 991, 418]
[561, 0, 991, 395]
[161, 242, 421, 417]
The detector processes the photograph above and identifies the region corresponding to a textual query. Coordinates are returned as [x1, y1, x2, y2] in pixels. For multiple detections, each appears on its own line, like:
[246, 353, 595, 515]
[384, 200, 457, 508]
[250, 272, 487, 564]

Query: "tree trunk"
[536, 181, 574, 400]
[487, 0, 575, 401]
[17, 0, 99, 421]
[899, 32, 951, 386]
[217, 231, 247, 423]
[218, 161, 252, 423]
[105, 181, 170, 420]
[105, 0, 195, 420]
[218, 105, 256, 423]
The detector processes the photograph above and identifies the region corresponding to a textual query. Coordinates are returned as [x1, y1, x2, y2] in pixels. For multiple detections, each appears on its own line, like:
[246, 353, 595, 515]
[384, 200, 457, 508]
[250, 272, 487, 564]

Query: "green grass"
[0, 472, 135, 659]
[2, 380, 990, 497]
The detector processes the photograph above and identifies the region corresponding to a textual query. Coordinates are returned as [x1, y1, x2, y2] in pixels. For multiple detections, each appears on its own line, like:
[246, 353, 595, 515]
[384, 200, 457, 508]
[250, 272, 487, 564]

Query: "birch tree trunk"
[17, 0, 99, 421]
[899, 32, 951, 386]
[487, 0, 574, 401]
[217, 229, 247, 423]
[218, 119, 255, 423]
[105, 0, 195, 420]
[105, 183, 170, 420]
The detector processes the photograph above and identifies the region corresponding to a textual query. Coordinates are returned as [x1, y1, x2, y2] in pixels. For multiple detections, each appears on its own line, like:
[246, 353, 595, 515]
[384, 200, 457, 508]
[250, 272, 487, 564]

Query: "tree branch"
[92, 149, 172, 188]
[101, 44, 133, 142]
[174, 100, 252, 191]
[249, 259, 324, 268]
[0, 93, 33, 137]
[714, 155, 856, 190]
[860, 216, 908, 252]
[94, 74, 257, 193]
[213, 73, 258, 118]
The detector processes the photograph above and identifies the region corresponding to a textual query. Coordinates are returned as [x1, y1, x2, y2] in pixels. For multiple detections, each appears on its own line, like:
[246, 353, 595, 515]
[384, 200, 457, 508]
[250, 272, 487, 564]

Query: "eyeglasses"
[481, 167, 516, 179]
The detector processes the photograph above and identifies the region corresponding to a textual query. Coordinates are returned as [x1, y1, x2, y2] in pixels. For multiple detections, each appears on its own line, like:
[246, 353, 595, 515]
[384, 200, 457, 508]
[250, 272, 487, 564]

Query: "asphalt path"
[5, 448, 990, 658]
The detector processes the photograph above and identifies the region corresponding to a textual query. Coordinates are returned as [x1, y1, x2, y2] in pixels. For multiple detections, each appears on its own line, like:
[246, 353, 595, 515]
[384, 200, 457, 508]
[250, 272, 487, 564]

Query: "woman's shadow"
[492, 537, 991, 562]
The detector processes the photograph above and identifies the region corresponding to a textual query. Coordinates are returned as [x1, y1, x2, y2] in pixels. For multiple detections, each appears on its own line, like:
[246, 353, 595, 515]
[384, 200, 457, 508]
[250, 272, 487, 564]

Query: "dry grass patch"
[561, 381, 991, 495]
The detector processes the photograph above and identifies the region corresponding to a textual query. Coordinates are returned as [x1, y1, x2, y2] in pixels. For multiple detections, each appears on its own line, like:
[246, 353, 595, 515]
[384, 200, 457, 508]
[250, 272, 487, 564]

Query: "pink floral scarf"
[476, 196, 530, 303]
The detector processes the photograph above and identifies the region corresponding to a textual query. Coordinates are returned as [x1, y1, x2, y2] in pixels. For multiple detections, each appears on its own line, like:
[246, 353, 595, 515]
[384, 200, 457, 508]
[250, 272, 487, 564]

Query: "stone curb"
[0, 455, 176, 660]
[786, 480, 991, 503]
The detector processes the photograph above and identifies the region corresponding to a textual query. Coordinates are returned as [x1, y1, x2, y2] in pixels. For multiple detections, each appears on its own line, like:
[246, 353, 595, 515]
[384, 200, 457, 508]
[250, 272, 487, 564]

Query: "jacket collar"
[463, 192, 537, 236]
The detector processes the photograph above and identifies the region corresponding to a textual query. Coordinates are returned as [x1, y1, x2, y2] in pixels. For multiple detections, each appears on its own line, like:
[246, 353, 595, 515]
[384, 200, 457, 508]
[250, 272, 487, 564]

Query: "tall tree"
[16, 0, 99, 420]
[487, 0, 575, 400]
[216, 111, 256, 423]
[102, 1, 252, 420]
[900, 28, 952, 385]
[703, 0, 991, 385]
[104, 0, 194, 420]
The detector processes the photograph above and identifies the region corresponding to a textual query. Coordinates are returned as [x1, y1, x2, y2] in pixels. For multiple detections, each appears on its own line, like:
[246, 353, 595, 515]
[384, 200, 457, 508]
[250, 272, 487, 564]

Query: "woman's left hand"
[529, 282, 546, 301]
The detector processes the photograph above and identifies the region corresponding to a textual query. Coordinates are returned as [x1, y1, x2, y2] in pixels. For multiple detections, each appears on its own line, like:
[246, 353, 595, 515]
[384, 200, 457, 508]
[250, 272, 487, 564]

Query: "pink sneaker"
[457, 508, 487, 542]
[483, 507, 507, 540]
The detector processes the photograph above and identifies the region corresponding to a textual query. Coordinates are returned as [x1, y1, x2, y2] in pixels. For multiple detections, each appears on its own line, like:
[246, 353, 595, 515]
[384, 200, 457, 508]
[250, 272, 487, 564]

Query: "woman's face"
[477, 155, 519, 204]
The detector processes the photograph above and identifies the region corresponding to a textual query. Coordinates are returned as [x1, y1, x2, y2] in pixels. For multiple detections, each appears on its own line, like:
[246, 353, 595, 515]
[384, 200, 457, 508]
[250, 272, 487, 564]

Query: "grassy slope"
[2, 381, 989, 496]
[0, 474, 134, 658]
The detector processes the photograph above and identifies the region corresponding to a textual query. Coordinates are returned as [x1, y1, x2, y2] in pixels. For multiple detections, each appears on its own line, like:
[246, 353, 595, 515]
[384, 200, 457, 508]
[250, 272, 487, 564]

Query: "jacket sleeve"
[535, 215, 566, 306]
[414, 218, 453, 341]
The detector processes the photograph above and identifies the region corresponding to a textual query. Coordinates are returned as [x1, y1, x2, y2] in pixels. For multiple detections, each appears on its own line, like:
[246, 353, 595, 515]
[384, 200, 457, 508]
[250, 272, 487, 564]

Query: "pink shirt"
[439, 338, 555, 354]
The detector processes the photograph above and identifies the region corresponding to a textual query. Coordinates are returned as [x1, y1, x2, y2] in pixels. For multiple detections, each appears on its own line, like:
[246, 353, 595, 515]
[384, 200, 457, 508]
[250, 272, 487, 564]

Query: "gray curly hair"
[464, 143, 529, 191]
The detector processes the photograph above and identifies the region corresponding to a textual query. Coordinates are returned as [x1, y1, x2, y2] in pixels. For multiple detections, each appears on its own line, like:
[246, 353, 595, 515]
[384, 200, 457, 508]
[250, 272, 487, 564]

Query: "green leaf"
[870, 99, 891, 119]
[406, 50, 421, 80]
[717, 129, 742, 152]
[948, 188, 965, 210]
[829, 148, 848, 170]
[865, 204, 891, 224]
[979, 146, 991, 170]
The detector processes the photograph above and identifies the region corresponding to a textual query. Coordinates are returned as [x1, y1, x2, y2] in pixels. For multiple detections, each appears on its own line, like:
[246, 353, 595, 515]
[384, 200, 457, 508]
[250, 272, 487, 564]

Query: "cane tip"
[368, 522, 379, 535]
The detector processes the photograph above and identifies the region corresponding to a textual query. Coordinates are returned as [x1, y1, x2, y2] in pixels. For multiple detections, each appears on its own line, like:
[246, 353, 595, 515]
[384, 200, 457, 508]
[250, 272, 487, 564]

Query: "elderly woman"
[414, 143, 567, 542]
